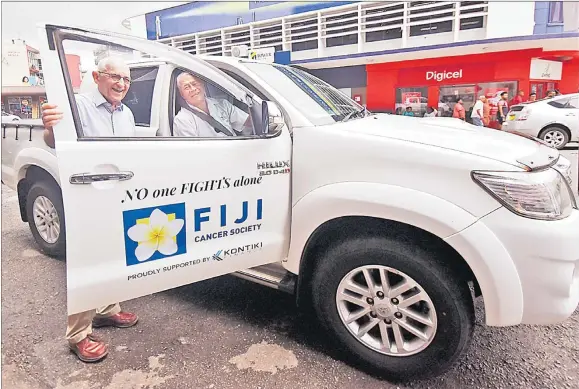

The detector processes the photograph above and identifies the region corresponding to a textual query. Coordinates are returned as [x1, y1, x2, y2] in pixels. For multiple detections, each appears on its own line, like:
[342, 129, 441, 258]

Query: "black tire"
[539, 126, 569, 149]
[311, 236, 475, 382]
[25, 179, 66, 258]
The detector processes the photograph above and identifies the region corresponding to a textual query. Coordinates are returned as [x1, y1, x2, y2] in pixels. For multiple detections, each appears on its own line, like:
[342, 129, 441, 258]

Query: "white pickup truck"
[2, 24, 578, 381]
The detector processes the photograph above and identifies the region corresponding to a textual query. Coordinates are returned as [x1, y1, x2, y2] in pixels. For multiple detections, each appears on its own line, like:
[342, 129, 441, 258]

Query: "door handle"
[70, 171, 134, 184]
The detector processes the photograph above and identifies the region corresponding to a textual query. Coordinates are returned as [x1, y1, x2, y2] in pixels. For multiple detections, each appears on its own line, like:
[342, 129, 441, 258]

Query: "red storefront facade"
[366, 48, 579, 119]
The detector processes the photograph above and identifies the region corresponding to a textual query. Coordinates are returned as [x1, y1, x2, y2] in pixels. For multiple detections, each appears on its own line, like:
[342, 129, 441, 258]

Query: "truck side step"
[233, 263, 296, 294]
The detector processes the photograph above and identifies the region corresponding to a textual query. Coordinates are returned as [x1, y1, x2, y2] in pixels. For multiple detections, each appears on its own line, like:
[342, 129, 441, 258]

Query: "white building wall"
[127, 1, 542, 63]
[125, 15, 148, 39]
[1, 42, 30, 87]
[563, 1, 579, 32]
[485, 1, 535, 39]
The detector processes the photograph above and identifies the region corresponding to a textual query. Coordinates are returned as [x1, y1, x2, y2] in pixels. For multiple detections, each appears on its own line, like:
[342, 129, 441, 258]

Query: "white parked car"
[502, 93, 579, 149]
[1, 111, 20, 121]
[1, 24, 578, 381]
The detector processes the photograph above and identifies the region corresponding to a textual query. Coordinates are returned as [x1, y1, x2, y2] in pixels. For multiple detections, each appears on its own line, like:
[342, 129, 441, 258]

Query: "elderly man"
[41, 56, 138, 363]
[173, 72, 251, 137]
[470, 95, 486, 127]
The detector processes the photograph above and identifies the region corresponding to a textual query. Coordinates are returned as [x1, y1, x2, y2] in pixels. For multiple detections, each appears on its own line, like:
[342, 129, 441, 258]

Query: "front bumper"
[446, 207, 579, 326]
[482, 207, 579, 325]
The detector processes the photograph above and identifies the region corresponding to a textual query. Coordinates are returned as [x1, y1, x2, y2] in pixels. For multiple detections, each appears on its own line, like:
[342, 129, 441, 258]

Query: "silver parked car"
[502, 93, 578, 149]
[1, 111, 20, 122]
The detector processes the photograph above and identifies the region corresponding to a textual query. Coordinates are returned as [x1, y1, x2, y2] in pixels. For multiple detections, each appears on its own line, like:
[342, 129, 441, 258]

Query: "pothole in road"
[229, 341, 298, 375]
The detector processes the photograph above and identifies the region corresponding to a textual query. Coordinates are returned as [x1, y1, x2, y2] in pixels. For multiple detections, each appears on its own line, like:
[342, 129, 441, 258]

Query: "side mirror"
[261, 100, 284, 135]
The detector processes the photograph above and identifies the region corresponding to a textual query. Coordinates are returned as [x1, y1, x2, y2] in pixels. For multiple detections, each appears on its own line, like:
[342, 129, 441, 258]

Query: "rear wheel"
[311, 236, 475, 381]
[25, 180, 66, 258]
[539, 126, 569, 149]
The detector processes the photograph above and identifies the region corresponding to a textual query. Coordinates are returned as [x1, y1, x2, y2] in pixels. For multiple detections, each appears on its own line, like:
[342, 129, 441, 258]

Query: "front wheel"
[311, 236, 475, 381]
[25, 180, 66, 258]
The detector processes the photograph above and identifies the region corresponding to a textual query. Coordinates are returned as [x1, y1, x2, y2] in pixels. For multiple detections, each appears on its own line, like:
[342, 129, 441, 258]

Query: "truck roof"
[124, 55, 270, 68]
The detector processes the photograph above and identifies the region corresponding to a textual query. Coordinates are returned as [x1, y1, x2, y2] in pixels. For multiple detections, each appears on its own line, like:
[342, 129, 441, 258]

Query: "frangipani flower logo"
[127, 208, 185, 262]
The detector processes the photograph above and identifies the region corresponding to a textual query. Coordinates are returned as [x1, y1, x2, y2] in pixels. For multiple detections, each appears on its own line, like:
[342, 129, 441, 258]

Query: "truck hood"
[346, 113, 559, 170]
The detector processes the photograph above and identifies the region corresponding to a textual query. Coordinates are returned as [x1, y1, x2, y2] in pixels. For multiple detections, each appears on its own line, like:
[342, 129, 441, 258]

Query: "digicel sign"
[396, 63, 495, 86]
[426, 69, 463, 82]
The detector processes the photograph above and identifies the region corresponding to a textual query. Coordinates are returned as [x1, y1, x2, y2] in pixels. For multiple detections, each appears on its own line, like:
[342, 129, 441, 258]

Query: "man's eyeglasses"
[99, 72, 131, 84]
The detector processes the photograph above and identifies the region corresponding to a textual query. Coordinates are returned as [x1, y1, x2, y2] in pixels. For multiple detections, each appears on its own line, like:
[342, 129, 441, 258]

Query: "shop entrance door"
[438, 85, 476, 119]
[531, 82, 558, 99]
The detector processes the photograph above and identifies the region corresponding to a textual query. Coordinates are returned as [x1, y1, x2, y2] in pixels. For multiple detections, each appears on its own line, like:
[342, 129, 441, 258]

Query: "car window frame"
[167, 67, 273, 140]
[51, 27, 266, 142]
[205, 60, 295, 133]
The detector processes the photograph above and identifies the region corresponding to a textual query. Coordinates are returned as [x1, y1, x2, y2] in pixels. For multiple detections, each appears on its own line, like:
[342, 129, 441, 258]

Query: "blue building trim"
[146, 1, 358, 40]
[291, 32, 579, 65]
[534, 1, 564, 35]
[307, 65, 367, 88]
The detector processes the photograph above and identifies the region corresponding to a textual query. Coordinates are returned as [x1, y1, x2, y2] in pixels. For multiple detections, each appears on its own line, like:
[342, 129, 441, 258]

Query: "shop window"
[7, 96, 33, 119]
[475, 81, 518, 122]
[548, 1, 564, 24]
[325, 11, 358, 48]
[395, 87, 428, 116]
[438, 85, 477, 118]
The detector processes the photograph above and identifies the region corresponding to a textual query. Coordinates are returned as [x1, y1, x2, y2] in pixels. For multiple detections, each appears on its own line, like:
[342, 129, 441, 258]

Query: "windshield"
[242, 62, 367, 126]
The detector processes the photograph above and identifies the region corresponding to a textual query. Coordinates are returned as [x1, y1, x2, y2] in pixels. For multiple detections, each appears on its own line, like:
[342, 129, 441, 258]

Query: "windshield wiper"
[340, 106, 367, 123]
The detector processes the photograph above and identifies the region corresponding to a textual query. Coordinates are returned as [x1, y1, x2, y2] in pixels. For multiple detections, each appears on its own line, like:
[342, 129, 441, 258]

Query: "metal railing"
[157, 1, 488, 59]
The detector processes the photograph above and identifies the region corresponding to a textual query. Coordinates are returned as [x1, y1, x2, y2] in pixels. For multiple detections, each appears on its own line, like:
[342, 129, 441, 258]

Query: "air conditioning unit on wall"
[231, 45, 249, 58]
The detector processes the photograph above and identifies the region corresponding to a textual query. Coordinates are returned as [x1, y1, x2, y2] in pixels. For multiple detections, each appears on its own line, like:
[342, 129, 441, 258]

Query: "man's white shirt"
[173, 97, 249, 137]
[75, 89, 136, 137]
[471, 100, 484, 119]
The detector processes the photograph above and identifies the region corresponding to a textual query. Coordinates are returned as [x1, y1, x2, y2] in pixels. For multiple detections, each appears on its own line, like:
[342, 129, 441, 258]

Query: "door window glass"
[395, 87, 428, 116]
[60, 39, 161, 138]
[547, 97, 578, 109]
[169, 68, 256, 138]
[59, 35, 260, 140]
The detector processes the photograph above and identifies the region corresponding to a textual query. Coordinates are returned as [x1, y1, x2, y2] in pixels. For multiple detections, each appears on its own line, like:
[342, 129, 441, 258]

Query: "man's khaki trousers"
[66, 303, 121, 345]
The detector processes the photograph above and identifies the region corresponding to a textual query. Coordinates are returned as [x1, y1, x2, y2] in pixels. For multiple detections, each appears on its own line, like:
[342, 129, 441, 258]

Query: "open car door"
[38, 24, 292, 314]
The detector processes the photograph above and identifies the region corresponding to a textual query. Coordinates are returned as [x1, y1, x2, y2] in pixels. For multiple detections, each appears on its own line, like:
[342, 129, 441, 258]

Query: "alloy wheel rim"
[544, 130, 565, 147]
[32, 196, 60, 244]
[336, 265, 437, 356]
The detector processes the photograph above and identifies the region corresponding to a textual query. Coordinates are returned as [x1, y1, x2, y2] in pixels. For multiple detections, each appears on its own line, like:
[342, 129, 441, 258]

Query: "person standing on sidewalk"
[452, 98, 466, 121]
[41, 56, 139, 363]
[497, 92, 509, 126]
[509, 90, 524, 107]
[482, 96, 491, 127]
[470, 95, 485, 126]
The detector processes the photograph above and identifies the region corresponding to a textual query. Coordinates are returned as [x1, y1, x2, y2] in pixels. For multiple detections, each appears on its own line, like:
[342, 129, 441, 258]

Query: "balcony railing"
[157, 1, 488, 60]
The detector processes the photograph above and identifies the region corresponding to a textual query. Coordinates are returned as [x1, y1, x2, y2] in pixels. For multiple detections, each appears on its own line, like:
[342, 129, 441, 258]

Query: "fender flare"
[15, 148, 60, 186]
[285, 182, 523, 326]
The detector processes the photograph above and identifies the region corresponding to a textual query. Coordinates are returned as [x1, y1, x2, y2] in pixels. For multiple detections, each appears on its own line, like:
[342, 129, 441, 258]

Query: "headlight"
[553, 155, 573, 186]
[472, 168, 576, 220]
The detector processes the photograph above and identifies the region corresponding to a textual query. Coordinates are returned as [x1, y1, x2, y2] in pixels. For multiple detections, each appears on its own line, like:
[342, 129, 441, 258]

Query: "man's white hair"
[97, 56, 129, 74]
[176, 72, 203, 88]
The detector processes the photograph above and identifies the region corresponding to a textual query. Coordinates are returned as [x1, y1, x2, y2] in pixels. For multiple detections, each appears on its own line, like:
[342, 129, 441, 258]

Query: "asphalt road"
[1, 148, 578, 389]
